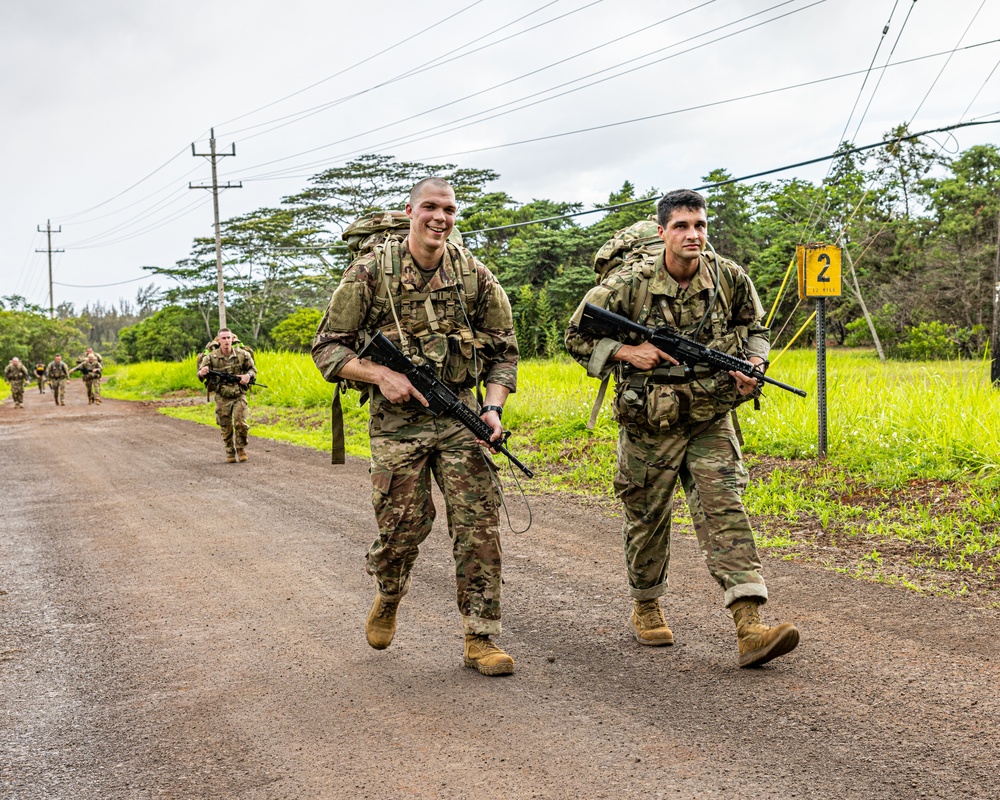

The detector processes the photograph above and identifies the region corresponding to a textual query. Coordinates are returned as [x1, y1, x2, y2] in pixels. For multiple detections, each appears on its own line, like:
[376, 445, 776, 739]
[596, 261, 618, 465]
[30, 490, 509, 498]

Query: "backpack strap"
[587, 259, 655, 430]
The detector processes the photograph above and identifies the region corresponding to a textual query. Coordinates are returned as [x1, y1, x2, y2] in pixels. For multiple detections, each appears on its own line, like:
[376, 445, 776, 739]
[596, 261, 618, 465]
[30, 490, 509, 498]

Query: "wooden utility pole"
[190, 128, 241, 330]
[35, 220, 64, 318]
[992, 201, 1000, 384]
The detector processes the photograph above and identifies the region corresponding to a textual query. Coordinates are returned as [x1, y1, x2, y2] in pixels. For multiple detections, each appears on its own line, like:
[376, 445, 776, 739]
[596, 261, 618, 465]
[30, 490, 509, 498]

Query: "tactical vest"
[587, 217, 745, 428]
[329, 211, 482, 463]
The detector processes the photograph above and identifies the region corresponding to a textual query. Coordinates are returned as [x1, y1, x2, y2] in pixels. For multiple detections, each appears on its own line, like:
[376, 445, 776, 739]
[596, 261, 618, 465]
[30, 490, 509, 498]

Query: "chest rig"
[366, 237, 480, 388]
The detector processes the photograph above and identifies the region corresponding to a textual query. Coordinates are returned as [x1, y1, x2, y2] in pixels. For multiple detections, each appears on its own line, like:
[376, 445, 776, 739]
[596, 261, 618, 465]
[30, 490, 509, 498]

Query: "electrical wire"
[236, 0, 825, 182]
[214, 0, 491, 132]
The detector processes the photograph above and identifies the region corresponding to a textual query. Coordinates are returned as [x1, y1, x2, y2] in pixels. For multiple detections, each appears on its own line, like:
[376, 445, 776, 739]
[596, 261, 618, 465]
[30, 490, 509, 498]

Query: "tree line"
[9, 122, 998, 364]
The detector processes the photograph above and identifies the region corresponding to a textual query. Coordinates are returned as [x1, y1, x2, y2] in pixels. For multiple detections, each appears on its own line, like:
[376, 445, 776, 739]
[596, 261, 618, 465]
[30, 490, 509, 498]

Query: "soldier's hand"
[239, 374, 251, 385]
[476, 410, 503, 451]
[378, 369, 428, 408]
[615, 341, 679, 371]
[198, 366, 209, 378]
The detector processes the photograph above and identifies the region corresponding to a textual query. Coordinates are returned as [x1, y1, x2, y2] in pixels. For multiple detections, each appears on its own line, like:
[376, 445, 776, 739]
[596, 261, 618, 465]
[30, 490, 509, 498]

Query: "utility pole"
[992, 201, 1000, 384]
[190, 128, 241, 330]
[35, 220, 64, 318]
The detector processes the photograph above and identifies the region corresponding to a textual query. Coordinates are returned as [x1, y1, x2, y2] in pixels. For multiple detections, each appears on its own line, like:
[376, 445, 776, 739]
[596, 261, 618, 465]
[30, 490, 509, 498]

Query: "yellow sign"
[796, 244, 842, 298]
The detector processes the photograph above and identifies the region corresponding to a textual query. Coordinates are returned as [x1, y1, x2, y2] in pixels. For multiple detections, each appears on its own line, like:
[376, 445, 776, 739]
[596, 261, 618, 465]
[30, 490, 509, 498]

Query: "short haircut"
[217, 327, 232, 336]
[656, 189, 707, 227]
[409, 177, 455, 207]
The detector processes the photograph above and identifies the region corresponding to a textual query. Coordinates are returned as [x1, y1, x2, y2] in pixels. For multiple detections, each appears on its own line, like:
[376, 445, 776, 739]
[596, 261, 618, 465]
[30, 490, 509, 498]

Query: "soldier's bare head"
[54, 354, 62, 361]
[409, 177, 454, 208]
[657, 189, 707, 228]
[11, 357, 20, 364]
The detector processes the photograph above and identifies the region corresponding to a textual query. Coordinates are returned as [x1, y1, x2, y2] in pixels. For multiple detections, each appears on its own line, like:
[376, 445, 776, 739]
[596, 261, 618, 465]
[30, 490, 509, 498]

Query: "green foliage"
[269, 308, 323, 353]
[0, 308, 88, 365]
[888, 321, 986, 361]
[116, 306, 206, 363]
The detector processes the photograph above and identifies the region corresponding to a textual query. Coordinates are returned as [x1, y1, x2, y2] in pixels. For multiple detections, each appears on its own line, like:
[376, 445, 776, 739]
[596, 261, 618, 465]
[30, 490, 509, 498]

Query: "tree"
[116, 306, 206, 363]
[0, 308, 88, 365]
[271, 308, 323, 352]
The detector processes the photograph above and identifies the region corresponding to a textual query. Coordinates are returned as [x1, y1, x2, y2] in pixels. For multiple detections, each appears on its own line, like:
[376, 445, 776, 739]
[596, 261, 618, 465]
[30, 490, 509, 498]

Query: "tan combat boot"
[731, 599, 799, 667]
[366, 592, 400, 650]
[464, 635, 514, 676]
[629, 599, 674, 646]
[226, 452, 237, 463]
[237, 448, 248, 462]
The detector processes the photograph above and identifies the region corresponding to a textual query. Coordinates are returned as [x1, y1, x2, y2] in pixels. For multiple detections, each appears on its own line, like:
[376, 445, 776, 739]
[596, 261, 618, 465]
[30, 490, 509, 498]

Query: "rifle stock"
[578, 302, 807, 398]
[358, 331, 534, 477]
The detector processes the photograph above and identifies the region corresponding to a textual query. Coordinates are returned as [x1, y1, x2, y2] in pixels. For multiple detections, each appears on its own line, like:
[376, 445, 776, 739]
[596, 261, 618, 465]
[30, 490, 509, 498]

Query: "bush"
[888, 321, 982, 361]
[117, 306, 206, 363]
[270, 308, 323, 352]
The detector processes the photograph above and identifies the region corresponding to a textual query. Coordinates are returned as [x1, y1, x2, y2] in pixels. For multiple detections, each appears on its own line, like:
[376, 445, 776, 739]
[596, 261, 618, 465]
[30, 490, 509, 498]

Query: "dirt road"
[2, 382, 998, 799]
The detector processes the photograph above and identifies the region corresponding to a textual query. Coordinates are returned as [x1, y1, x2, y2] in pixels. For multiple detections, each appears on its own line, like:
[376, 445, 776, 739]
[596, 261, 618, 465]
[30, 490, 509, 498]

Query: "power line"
[214, 0, 491, 132]
[457, 119, 1000, 236]
[236, 0, 825, 183]
[53, 276, 153, 288]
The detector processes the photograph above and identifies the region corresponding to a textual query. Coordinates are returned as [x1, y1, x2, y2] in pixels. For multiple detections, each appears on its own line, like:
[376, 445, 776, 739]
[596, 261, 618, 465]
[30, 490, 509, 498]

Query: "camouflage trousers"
[614, 413, 768, 608]
[214, 394, 249, 454]
[50, 380, 65, 405]
[84, 377, 101, 402]
[367, 412, 502, 636]
[8, 381, 25, 405]
[36, 377, 45, 393]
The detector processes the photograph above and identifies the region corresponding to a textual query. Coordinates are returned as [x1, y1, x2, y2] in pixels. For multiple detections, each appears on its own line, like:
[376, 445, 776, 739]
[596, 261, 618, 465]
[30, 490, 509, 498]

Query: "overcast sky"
[3, 0, 999, 313]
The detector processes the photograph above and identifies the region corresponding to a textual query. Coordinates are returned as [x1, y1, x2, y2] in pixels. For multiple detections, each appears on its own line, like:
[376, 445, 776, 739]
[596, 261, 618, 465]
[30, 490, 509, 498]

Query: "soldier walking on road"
[197, 328, 255, 463]
[565, 189, 799, 668]
[4, 357, 31, 408]
[80, 353, 103, 405]
[35, 362, 47, 393]
[312, 177, 521, 676]
[46, 355, 70, 406]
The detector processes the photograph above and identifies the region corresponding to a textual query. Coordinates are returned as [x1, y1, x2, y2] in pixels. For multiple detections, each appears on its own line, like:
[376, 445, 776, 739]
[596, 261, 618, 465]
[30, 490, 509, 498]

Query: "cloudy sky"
[3, 0, 999, 312]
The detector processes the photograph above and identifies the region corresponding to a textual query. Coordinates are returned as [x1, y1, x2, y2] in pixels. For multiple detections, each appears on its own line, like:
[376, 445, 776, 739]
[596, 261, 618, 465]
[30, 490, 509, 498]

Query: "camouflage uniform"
[35, 364, 46, 393]
[4, 360, 30, 407]
[313, 239, 518, 636]
[200, 346, 255, 457]
[46, 360, 70, 405]
[566, 249, 771, 607]
[80, 356, 103, 404]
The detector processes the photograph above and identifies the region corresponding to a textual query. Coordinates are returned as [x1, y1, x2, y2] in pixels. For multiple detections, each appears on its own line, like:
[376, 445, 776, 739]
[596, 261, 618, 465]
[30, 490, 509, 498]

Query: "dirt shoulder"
[1, 383, 998, 799]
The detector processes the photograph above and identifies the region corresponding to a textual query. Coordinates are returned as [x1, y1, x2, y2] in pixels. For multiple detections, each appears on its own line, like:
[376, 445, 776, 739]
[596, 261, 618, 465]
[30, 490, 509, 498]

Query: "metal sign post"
[797, 244, 843, 459]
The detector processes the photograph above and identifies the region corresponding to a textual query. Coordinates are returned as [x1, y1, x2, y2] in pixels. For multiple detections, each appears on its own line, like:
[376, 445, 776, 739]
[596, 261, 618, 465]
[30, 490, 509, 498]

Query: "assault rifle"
[577, 302, 807, 398]
[358, 330, 534, 477]
[205, 369, 267, 389]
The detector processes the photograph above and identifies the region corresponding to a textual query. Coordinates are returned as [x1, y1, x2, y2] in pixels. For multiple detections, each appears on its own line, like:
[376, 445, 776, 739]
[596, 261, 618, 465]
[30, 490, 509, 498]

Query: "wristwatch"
[481, 404, 504, 419]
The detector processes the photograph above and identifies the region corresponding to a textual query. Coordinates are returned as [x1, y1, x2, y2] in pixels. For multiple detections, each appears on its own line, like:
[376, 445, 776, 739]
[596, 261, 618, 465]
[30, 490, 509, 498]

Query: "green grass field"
[86, 348, 1000, 604]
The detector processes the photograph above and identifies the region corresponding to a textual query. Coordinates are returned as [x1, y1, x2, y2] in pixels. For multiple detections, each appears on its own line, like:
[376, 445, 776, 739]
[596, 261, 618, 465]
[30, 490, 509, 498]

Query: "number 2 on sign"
[817, 253, 831, 282]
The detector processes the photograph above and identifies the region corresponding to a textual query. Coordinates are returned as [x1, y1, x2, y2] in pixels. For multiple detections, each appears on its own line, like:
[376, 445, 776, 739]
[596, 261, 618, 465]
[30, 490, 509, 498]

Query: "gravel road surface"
[2, 383, 998, 799]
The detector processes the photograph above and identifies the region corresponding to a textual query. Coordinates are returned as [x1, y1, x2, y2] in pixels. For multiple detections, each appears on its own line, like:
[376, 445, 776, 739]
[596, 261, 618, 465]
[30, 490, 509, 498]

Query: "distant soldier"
[196, 328, 256, 463]
[4, 357, 30, 408]
[76, 347, 103, 369]
[46, 354, 71, 406]
[34, 362, 46, 393]
[80, 353, 103, 405]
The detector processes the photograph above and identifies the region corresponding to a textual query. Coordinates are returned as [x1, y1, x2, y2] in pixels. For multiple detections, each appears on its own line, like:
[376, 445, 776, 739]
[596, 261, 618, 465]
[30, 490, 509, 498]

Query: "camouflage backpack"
[328, 210, 480, 463]
[586, 217, 738, 428]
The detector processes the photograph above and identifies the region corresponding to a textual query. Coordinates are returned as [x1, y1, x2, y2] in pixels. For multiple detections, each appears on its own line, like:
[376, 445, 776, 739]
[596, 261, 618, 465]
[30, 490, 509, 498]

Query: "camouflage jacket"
[312, 239, 519, 398]
[4, 362, 30, 383]
[566, 250, 769, 428]
[45, 361, 70, 381]
[200, 347, 256, 399]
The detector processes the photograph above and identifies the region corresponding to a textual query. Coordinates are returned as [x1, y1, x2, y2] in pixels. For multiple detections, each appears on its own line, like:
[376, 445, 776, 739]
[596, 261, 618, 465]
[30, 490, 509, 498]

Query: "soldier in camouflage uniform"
[565, 189, 799, 668]
[197, 328, 255, 463]
[80, 354, 103, 405]
[312, 177, 520, 676]
[4, 357, 30, 408]
[45, 355, 70, 406]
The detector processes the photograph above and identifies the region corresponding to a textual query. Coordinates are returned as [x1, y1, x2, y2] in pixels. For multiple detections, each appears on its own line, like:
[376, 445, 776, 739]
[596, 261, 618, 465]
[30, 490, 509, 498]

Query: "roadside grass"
[103, 348, 1000, 603]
